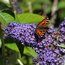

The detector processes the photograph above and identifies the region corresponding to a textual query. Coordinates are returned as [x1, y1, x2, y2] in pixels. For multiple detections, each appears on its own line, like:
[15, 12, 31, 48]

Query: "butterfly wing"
[37, 17, 49, 27]
[35, 17, 49, 38]
[35, 28, 44, 38]
[35, 28, 48, 38]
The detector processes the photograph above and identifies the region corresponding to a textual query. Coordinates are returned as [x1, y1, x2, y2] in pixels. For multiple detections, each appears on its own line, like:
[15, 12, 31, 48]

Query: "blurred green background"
[0, 0, 65, 26]
[0, 0, 65, 65]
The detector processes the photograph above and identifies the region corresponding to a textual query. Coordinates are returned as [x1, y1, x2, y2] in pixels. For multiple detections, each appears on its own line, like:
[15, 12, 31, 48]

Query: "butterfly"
[35, 17, 49, 39]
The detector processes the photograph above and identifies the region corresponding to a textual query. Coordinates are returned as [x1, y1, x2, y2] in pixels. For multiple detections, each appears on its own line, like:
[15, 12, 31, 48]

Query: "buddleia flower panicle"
[59, 20, 65, 34]
[4, 20, 65, 65]
[4, 22, 38, 47]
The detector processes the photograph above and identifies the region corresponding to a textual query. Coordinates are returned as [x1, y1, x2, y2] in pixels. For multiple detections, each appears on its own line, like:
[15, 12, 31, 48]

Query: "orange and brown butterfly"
[35, 17, 49, 39]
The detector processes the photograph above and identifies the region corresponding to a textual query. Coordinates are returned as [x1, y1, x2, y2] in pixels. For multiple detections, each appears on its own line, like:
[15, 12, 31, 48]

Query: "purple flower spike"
[4, 21, 65, 65]
[59, 20, 65, 34]
[4, 22, 38, 47]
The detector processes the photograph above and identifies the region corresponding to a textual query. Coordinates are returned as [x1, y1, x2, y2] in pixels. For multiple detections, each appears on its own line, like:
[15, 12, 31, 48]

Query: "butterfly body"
[35, 17, 49, 40]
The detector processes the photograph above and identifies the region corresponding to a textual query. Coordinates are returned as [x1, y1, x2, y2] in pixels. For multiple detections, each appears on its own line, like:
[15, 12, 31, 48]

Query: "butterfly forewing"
[37, 17, 49, 27]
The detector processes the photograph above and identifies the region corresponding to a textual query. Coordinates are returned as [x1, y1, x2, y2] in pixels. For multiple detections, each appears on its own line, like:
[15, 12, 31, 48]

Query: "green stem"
[17, 59, 23, 65]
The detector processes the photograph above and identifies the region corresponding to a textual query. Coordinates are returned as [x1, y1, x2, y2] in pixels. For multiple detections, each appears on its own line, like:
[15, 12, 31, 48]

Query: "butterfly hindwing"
[36, 28, 44, 37]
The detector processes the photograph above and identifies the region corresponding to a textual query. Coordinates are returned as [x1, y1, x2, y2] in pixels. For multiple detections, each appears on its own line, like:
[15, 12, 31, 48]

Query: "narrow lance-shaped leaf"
[0, 12, 14, 27]
[24, 46, 37, 58]
[5, 43, 19, 52]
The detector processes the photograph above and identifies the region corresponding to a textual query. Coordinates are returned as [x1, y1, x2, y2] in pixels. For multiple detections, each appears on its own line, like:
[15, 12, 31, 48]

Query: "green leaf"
[0, 59, 3, 65]
[35, 0, 50, 4]
[0, 39, 2, 48]
[0, 1, 9, 10]
[57, 44, 65, 48]
[5, 43, 19, 52]
[16, 13, 44, 24]
[58, 1, 65, 9]
[24, 46, 37, 57]
[0, 12, 14, 27]
[21, 56, 33, 65]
